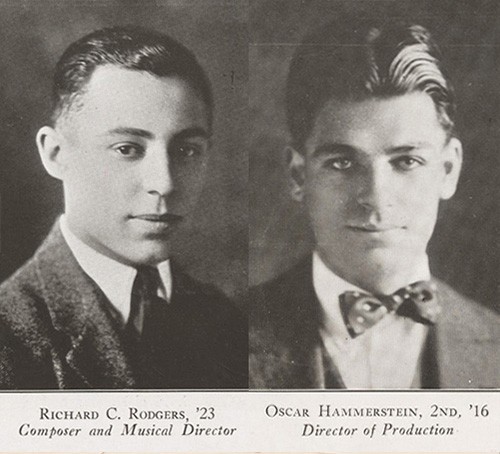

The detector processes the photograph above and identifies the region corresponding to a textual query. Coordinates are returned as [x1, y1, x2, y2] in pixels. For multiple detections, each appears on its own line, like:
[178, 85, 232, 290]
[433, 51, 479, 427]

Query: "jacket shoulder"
[0, 222, 69, 322]
[435, 279, 499, 337]
[250, 258, 313, 321]
[249, 258, 323, 389]
[0, 254, 51, 343]
[249, 258, 317, 356]
[0, 252, 61, 389]
[434, 279, 499, 388]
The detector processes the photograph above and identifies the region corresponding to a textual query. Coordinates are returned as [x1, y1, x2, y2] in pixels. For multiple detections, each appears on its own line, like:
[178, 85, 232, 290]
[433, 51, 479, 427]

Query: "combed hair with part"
[286, 20, 456, 150]
[51, 25, 213, 125]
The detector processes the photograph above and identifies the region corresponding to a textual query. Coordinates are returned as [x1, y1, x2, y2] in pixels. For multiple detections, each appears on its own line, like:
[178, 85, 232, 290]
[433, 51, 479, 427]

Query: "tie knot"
[134, 266, 162, 299]
[127, 266, 164, 337]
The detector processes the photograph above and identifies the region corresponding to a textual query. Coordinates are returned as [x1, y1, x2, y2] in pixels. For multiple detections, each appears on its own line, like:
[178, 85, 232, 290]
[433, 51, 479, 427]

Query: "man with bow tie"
[0, 26, 247, 389]
[249, 19, 499, 389]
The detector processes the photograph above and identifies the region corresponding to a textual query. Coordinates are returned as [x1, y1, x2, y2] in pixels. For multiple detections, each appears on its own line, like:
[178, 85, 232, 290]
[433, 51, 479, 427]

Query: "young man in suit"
[0, 26, 247, 389]
[250, 19, 499, 389]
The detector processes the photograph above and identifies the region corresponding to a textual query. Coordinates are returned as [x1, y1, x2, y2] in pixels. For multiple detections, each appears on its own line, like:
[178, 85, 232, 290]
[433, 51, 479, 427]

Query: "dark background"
[1, 0, 499, 312]
[249, 0, 499, 312]
[0, 0, 248, 301]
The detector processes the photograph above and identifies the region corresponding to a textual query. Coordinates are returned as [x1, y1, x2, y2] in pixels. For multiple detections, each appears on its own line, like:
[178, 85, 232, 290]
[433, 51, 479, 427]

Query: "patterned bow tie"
[339, 281, 441, 338]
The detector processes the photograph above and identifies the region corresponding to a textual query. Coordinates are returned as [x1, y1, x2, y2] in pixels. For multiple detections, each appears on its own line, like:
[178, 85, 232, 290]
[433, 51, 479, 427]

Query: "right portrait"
[249, 0, 499, 389]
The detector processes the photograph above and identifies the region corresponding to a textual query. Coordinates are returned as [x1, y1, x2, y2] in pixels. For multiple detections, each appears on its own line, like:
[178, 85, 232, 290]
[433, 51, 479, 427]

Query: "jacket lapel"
[286, 259, 345, 388]
[419, 324, 440, 388]
[284, 269, 499, 389]
[34, 223, 136, 389]
[259, 258, 344, 389]
[254, 261, 498, 389]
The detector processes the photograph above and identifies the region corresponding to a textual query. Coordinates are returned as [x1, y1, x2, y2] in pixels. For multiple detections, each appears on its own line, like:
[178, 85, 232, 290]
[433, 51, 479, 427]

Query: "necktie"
[339, 281, 440, 338]
[127, 266, 166, 340]
[126, 266, 171, 386]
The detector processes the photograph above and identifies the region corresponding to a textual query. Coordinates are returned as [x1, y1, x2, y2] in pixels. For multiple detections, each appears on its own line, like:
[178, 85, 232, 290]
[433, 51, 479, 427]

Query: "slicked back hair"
[51, 25, 213, 126]
[286, 19, 456, 151]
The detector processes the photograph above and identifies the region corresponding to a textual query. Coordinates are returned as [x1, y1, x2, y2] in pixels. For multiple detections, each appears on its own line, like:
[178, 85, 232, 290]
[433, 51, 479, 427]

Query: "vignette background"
[249, 0, 499, 312]
[0, 0, 248, 302]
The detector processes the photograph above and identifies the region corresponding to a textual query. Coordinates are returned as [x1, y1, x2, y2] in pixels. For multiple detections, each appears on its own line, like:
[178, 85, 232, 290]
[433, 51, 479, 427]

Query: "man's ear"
[36, 126, 66, 181]
[440, 137, 463, 200]
[285, 145, 306, 202]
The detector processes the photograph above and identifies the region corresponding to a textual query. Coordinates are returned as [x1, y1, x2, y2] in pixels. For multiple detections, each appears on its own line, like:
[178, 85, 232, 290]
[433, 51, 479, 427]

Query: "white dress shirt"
[312, 252, 430, 389]
[60, 215, 172, 324]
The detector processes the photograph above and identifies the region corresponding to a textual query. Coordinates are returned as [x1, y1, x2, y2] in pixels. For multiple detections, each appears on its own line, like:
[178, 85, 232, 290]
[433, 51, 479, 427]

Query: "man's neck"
[315, 249, 431, 295]
[59, 215, 173, 319]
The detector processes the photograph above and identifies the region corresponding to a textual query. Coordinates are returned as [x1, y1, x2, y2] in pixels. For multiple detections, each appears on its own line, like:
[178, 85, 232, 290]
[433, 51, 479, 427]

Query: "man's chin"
[359, 243, 420, 263]
[108, 241, 172, 267]
[134, 247, 172, 266]
[350, 245, 426, 279]
[326, 243, 424, 272]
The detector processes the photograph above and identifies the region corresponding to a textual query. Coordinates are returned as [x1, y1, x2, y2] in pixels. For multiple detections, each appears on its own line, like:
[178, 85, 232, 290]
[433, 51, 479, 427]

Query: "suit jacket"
[0, 223, 247, 389]
[249, 257, 499, 389]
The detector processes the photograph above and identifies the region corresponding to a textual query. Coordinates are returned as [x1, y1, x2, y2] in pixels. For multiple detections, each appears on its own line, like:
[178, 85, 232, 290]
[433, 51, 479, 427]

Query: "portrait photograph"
[0, 0, 498, 451]
[0, 0, 248, 390]
[249, 0, 499, 389]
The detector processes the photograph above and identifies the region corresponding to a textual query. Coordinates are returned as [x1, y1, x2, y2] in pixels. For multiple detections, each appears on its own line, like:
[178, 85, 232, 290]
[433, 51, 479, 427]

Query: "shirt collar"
[59, 215, 173, 323]
[312, 250, 431, 339]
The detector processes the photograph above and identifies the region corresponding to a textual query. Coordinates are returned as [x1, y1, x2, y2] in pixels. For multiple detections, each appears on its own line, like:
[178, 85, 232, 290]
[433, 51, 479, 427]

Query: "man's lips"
[130, 213, 184, 223]
[347, 224, 404, 232]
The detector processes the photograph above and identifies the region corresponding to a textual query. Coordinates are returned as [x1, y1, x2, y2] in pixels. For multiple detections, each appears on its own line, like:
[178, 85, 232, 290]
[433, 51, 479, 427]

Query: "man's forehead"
[58, 65, 209, 133]
[305, 93, 446, 152]
[82, 65, 196, 104]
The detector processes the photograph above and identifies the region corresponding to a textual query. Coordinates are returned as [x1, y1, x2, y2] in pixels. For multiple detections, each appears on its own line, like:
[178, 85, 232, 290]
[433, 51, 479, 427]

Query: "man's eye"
[172, 143, 203, 159]
[393, 156, 424, 171]
[114, 144, 143, 158]
[324, 157, 353, 170]
[180, 145, 199, 157]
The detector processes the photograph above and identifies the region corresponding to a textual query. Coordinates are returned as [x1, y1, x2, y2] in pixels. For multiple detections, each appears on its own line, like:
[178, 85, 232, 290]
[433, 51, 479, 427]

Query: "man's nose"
[355, 163, 393, 210]
[141, 147, 174, 197]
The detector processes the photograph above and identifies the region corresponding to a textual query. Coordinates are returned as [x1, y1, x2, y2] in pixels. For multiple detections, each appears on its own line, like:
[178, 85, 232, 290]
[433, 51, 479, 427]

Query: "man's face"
[289, 93, 462, 291]
[54, 65, 210, 266]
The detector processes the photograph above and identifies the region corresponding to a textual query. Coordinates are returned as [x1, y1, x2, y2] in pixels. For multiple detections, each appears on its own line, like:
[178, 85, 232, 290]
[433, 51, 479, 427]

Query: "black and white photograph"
[0, 0, 498, 451]
[249, 0, 499, 389]
[0, 0, 248, 390]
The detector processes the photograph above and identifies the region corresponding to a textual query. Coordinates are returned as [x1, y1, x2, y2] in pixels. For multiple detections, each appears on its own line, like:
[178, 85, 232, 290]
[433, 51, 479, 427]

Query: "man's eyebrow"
[174, 127, 211, 141]
[386, 142, 434, 153]
[106, 127, 154, 139]
[103, 126, 211, 141]
[311, 143, 357, 158]
[311, 141, 435, 158]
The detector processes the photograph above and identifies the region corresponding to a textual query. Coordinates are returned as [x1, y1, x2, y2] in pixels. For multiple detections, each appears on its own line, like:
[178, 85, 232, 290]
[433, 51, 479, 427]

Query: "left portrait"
[0, 0, 248, 389]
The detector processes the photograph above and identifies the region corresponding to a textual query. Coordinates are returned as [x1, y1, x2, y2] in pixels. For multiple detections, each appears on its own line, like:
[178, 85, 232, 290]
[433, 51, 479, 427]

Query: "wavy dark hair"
[286, 19, 456, 150]
[51, 25, 213, 126]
